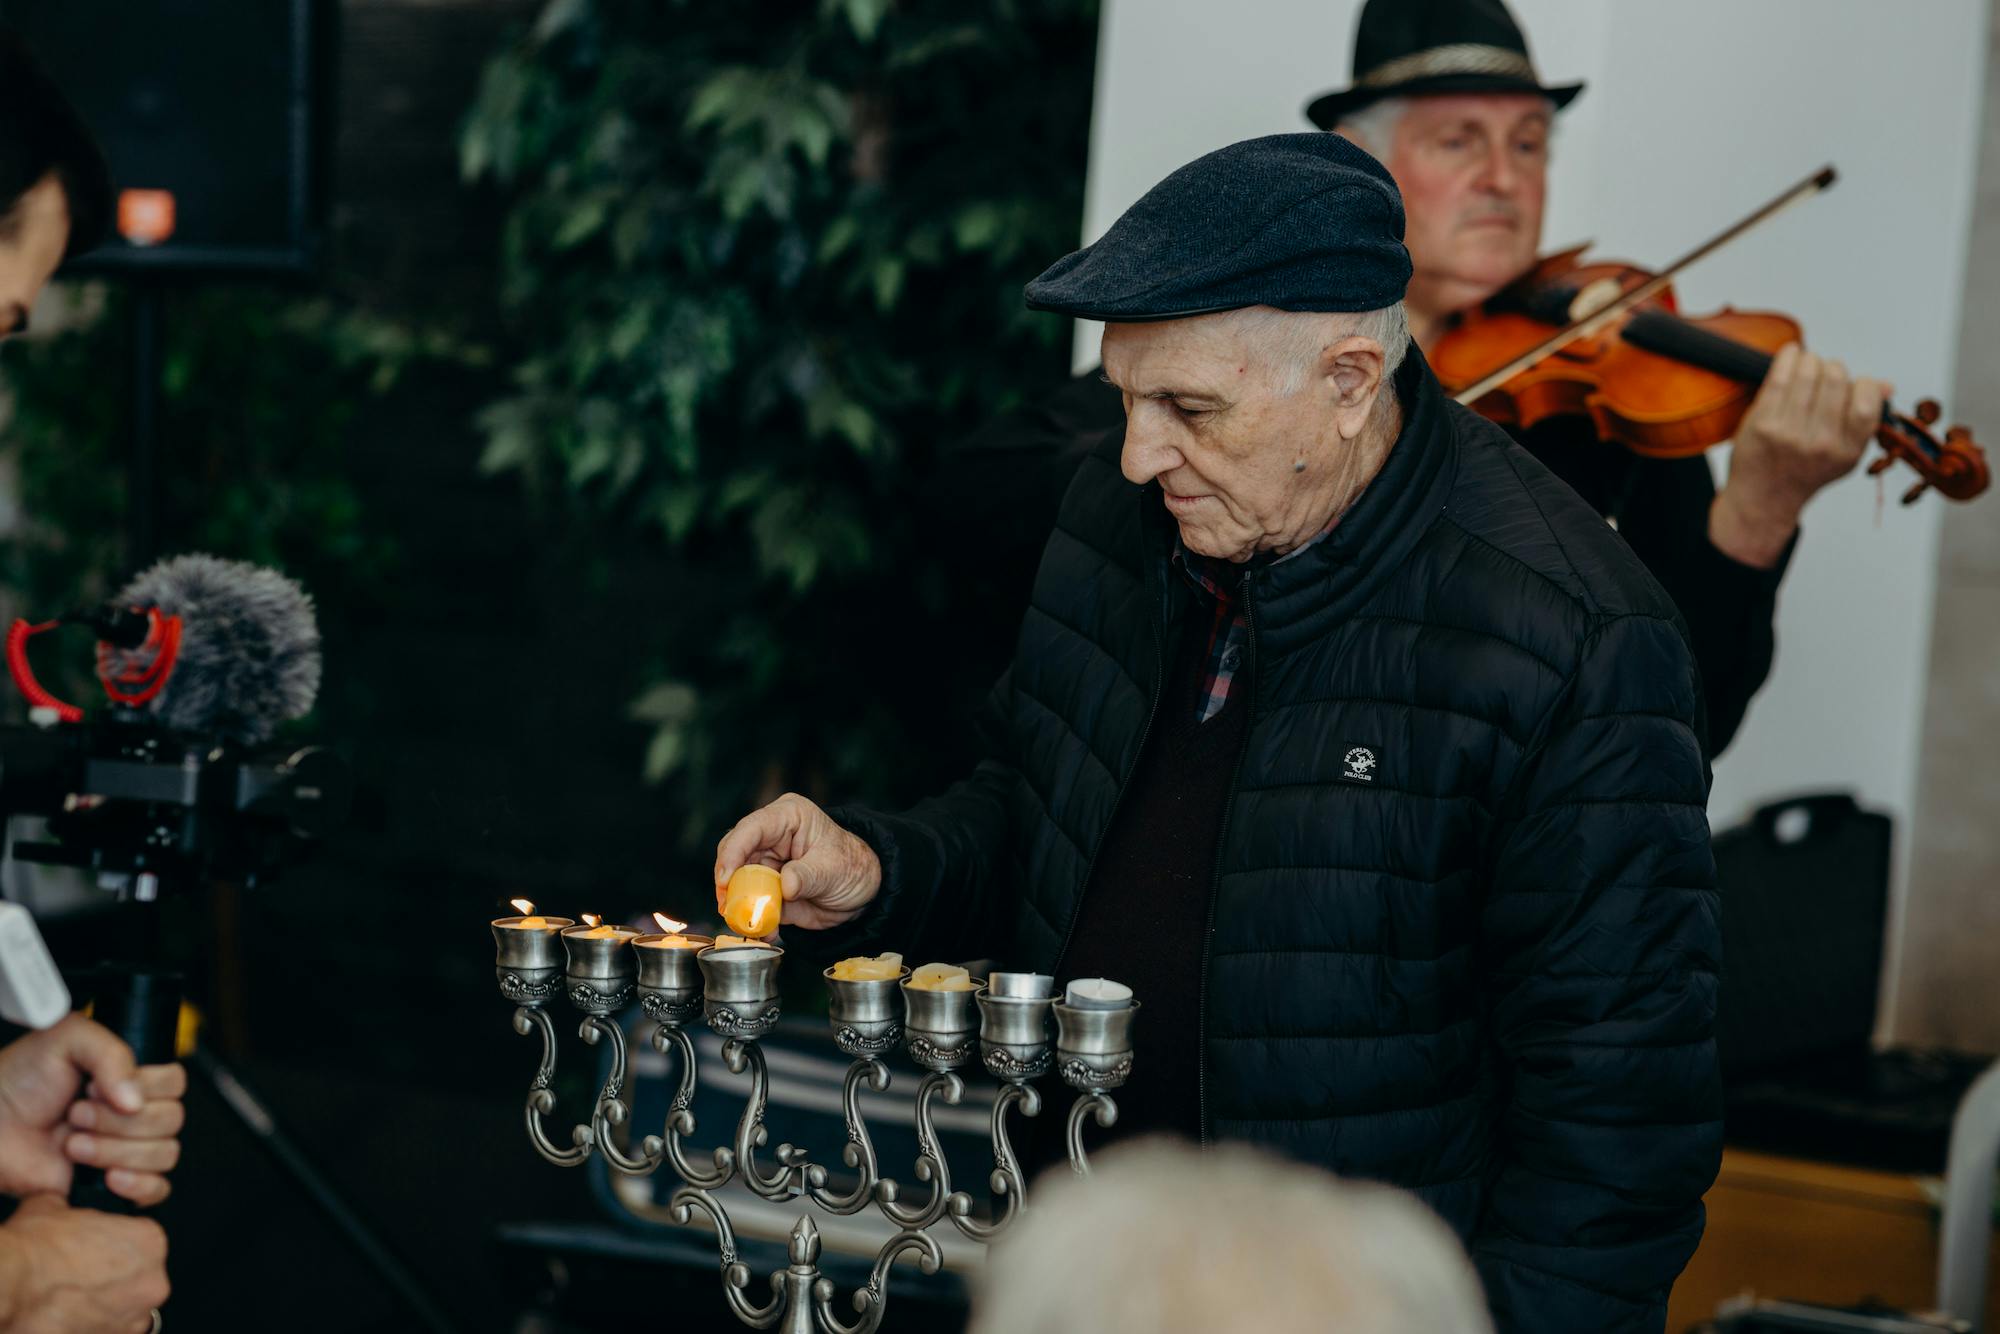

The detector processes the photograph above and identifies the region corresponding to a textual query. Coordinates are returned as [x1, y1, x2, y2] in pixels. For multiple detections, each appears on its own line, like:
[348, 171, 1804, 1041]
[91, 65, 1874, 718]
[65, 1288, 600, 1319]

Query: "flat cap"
[1024, 133, 1411, 322]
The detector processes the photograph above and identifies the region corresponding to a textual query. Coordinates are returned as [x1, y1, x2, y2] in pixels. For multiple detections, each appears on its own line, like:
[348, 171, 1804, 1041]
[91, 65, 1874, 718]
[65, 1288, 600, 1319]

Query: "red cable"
[98, 610, 182, 707]
[6, 619, 83, 722]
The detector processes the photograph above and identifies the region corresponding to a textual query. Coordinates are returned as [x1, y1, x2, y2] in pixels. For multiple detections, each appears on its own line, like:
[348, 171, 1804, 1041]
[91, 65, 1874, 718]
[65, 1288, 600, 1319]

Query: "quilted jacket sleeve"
[1472, 611, 1724, 1334]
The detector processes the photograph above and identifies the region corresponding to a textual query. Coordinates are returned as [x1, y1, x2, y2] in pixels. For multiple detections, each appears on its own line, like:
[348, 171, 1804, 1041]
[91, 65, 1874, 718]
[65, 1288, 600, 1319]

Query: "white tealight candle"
[1064, 977, 1133, 1009]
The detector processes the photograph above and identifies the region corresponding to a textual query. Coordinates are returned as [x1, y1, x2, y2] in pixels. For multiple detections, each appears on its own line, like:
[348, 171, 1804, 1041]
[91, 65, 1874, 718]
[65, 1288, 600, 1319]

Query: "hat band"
[1355, 43, 1539, 90]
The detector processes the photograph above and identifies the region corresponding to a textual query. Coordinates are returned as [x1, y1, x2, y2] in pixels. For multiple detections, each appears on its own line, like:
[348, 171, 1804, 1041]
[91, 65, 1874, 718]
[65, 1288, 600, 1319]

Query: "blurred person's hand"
[0, 1015, 186, 1208]
[714, 793, 882, 930]
[0, 1194, 168, 1333]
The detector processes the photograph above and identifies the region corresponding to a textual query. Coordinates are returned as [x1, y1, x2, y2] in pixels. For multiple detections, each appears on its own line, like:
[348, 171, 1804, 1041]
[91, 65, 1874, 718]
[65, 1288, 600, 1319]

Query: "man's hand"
[0, 1015, 186, 1208]
[1712, 342, 1890, 569]
[715, 793, 883, 931]
[0, 1194, 168, 1333]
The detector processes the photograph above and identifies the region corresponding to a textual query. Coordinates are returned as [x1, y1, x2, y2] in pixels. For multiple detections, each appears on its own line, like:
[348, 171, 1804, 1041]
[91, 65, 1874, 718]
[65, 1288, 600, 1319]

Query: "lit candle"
[712, 934, 769, 949]
[567, 913, 636, 941]
[1064, 978, 1133, 1009]
[721, 864, 783, 939]
[495, 898, 557, 929]
[636, 911, 704, 949]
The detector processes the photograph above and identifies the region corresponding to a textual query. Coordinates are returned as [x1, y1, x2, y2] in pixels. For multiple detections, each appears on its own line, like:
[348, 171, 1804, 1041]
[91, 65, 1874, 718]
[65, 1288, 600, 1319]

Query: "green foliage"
[0, 286, 447, 706]
[463, 0, 1098, 843]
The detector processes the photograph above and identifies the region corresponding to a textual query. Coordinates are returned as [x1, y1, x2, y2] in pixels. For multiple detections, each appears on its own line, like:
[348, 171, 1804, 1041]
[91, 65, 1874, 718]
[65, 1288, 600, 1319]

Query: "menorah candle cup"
[696, 943, 784, 1039]
[986, 971, 1055, 1000]
[560, 925, 639, 1015]
[823, 966, 909, 1057]
[901, 977, 984, 1072]
[977, 991, 1055, 1084]
[634, 933, 714, 1026]
[492, 916, 575, 1007]
[1054, 1000, 1140, 1093]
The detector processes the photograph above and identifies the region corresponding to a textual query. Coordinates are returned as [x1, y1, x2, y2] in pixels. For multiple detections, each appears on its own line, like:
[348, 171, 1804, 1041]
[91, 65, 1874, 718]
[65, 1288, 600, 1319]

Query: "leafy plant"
[462, 0, 1098, 843]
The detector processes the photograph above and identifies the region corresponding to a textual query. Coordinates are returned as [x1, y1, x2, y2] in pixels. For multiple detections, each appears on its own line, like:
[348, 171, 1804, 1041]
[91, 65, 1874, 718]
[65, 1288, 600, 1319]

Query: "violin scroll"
[1868, 399, 1989, 505]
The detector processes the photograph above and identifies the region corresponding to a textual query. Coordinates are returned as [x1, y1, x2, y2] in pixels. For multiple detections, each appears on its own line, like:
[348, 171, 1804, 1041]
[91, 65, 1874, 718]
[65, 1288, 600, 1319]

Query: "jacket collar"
[1141, 344, 1460, 658]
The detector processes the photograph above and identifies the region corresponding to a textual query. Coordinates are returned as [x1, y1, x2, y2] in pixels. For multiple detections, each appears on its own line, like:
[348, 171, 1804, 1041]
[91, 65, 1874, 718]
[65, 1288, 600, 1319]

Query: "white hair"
[1335, 95, 1412, 161]
[1335, 93, 1559, 164]
[968, 1139, 1493, 1334]
[1216, 303, 1410, 397]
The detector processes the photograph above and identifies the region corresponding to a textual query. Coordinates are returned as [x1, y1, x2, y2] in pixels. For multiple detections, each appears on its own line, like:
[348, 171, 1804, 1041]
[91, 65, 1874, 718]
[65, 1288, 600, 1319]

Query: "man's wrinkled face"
[0, 173, 69, 339]
[1381, 93, 1549, 310]
[1104, 315, 1359, 565]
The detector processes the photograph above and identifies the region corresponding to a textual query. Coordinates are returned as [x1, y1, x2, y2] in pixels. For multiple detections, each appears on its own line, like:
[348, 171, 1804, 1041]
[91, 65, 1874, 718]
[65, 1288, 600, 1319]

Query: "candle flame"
[510, 898, 534, 916]
[653, 911, 687, 935]
[582, 913, 601, 928]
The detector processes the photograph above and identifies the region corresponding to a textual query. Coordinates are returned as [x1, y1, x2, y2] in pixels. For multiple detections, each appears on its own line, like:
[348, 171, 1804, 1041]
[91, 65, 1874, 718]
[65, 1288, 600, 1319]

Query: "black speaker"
[2, 0, 333, 277]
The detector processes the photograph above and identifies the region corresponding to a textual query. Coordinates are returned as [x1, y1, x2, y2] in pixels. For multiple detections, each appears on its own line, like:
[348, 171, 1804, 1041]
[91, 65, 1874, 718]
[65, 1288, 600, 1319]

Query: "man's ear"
[1321, 335, 1386, 440]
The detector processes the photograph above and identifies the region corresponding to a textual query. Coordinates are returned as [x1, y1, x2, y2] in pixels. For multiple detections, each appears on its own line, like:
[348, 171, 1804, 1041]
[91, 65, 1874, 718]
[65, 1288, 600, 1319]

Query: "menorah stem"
[510, 1005, 593, 1167]
[581, 1014, 662, 1174]
[1065, 1090, 1119, 1177]
[876, 1070, 962, 1230]
[947, 1080, 1038, 1240]
[726, 1036, 809, 1201]
[654, 1023, 738, 1189]
[805, 1057, 889, 1215]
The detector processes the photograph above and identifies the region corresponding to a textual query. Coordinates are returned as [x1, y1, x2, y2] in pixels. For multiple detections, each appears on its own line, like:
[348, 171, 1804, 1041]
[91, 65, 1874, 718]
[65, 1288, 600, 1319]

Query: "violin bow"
[1450, 166, 1838, 406]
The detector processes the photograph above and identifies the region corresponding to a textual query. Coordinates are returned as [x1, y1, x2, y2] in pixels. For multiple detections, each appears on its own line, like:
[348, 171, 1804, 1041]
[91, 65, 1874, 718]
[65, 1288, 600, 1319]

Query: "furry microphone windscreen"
[108, 554, 322, 744]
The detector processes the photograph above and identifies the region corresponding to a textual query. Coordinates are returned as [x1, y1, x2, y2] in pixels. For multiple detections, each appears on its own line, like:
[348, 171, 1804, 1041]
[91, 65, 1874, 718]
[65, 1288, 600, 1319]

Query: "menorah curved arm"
[805, 1058, 889, 1215]
[579, 1015, 663, 1175]
[651, 1024, 738, 1189]
[947, 1080, 1038, 1240]
[669, 1186, 788, 1329]
[725, 1038, 810, 1201]
[811, 1226, 944, 1334]
[511, 1006, 593, 1167]
[1065, 1091, 1118, 1178]
[875, 1071, 962, 1229]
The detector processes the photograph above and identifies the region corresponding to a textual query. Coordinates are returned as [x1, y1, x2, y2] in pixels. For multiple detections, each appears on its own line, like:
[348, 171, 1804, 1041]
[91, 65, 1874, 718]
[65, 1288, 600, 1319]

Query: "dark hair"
[0, 26, 111, 260]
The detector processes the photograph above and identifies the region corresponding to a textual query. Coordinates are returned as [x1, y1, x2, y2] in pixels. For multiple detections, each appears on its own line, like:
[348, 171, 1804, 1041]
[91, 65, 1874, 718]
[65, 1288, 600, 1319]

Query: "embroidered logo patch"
[1342, 746, 1377, 782]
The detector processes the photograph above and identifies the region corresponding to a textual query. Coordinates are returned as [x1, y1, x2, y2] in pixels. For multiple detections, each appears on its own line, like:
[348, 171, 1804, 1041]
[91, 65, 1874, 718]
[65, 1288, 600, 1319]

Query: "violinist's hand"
[1713, 342, 1890, 569]
[714, 794, 881, 931]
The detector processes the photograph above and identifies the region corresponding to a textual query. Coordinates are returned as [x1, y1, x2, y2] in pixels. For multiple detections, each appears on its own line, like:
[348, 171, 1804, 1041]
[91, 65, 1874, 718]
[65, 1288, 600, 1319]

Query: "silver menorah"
[490, 917, 1139, 1334]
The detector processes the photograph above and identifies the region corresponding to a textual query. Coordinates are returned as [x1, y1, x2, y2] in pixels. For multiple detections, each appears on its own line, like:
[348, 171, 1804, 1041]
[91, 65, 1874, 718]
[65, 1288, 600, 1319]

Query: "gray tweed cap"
[1024, 132, 1411, 323]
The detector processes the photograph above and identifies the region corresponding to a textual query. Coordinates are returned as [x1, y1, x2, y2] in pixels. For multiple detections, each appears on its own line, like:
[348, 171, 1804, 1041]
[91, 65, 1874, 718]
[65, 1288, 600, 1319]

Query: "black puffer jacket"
[823, 351, 1722, 1332]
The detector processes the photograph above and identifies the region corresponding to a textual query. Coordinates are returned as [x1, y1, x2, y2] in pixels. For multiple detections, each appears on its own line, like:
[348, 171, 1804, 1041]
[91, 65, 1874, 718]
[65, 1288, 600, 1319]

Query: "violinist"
[926, 0, 1893, 757]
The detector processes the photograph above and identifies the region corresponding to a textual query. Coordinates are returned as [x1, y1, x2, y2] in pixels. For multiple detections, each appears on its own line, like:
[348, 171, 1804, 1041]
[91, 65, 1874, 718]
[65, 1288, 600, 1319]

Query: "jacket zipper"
[1197, 568, 1257, 1146]
[1049, 568, 1168, 981]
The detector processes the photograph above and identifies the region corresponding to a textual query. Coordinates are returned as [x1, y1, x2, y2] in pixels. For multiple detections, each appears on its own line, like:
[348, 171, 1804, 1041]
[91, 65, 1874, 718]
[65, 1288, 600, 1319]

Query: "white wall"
[1080, 0, 1989, 1038]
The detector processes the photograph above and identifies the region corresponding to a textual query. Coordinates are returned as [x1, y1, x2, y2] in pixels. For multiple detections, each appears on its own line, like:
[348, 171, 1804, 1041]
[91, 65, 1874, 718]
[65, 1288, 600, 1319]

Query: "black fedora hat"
[1305, 0, 1584, 131]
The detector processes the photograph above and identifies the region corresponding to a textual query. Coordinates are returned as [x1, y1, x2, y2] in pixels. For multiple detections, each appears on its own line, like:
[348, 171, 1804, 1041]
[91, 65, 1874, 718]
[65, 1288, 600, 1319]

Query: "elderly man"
[719, 134, 1720, 1333]
[926, 0, 1887, 760]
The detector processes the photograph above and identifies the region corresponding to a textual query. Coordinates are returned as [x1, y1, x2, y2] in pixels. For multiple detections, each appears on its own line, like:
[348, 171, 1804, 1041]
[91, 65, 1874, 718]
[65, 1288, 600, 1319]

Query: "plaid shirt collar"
[1170, 521, 1338, 723]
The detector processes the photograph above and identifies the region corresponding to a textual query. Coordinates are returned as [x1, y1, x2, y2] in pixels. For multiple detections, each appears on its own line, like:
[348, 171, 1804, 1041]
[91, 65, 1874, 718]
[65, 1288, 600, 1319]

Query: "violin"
[1428, 168, 1989, 505]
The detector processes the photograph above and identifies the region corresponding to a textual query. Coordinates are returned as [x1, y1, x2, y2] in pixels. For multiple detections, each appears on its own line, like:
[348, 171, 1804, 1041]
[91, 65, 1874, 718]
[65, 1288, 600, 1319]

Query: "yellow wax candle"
[713, 934, 770, 949]
[637, 935, 704, 949]
[830, 953, 903, 982]
[907, 962, 969, 989]
[571, 925, 634, 940]
[722, 864, 782, 938]
[496, 916, 557, 929]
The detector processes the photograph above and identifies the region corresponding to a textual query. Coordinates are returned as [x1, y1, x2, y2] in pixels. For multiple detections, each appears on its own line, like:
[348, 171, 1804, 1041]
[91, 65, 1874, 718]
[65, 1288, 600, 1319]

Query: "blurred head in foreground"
[969, 1139, 1492, 1334]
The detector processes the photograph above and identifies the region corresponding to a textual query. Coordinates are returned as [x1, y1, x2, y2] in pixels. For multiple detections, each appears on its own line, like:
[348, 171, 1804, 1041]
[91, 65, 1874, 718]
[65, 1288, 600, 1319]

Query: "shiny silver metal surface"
[561, 926, 638, 1015]
[634, 933, 712, 1027]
